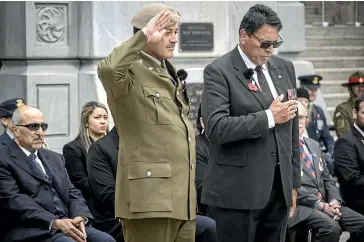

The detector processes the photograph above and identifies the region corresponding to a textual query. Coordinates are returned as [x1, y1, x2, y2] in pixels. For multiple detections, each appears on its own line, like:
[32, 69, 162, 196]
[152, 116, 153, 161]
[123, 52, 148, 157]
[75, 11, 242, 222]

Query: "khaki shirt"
[97, 31, 196, 220]
[333, 98, 355, 137]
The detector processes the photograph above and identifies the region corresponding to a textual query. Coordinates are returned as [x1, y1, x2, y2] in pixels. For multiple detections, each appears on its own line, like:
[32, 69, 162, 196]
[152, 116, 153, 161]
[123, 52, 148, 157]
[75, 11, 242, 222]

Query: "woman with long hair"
[63, 101, 109, 207]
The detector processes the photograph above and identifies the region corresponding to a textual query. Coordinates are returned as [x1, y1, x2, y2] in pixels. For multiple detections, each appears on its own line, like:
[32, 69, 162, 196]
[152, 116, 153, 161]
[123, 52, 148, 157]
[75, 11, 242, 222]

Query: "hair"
[297, 87, 310, 100]
[354, 94, 364, 112]
[196, 103, 203, 134]
[239, 4, 282, 35]
[78, 101, 108, 152]
[12, 108, 22, 125]
[133, 27, 141, 35]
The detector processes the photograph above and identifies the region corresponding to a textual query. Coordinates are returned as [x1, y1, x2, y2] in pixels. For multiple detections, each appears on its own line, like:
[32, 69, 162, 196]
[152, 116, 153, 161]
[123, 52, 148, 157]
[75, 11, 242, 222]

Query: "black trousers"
[214, 166, 288, 242]
[290, 206, 364, 242]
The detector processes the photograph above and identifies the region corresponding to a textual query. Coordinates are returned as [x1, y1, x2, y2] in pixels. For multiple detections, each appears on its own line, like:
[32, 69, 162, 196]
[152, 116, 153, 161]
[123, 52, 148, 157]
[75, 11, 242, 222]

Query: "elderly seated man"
[287, 102, 364, 242]
[0, 105, 115, 242]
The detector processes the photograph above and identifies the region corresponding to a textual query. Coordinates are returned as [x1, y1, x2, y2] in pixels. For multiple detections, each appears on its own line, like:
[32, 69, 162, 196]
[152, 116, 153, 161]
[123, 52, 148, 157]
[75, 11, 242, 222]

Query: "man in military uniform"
[298, 75, 335, 176]
[333, 71, 364, 137]
[0, 98, 25, 148]
[97, 3, 196, 242]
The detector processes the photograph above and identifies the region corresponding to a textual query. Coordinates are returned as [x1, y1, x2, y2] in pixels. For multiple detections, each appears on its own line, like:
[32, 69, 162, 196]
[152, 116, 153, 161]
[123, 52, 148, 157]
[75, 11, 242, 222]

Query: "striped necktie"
[299, 140, 316, 178]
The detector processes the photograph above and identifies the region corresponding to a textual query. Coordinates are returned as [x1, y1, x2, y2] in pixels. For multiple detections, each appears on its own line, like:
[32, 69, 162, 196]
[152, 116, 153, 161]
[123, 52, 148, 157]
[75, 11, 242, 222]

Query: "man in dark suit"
[288, 102, 364, 242]
[0, 105, 115, 242]
[201, 4, 300, 242]
[88, 126, 217, 242]
[335, 94, 364, 216]
[0, 98, 26, 148]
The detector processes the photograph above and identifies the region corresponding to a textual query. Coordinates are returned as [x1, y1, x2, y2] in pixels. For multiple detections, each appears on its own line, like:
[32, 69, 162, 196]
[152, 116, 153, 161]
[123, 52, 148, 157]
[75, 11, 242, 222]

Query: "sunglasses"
[251, 33, 284, 49]
[16, 123, 48, 131]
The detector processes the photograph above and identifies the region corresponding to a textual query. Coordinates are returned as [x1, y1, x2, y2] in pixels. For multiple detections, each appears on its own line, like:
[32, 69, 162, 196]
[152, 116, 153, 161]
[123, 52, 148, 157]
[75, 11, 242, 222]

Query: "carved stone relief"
[35, 4, 67, 44]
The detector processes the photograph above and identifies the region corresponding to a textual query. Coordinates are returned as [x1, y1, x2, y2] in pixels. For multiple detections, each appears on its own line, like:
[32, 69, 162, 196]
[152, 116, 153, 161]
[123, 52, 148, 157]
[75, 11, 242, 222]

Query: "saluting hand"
[142, 10, 172, 43]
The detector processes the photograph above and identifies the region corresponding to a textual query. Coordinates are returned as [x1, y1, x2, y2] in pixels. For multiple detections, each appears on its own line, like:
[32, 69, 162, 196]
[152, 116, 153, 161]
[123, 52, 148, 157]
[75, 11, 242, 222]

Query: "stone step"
[314, 67, 364, 80]
[305, 14, 323, 25]
[306, 26, 364, 37]
[323, 93, 349, 109]
[298, 46, 364, 58]
[319, 80, 348, 94]
[305, 5, 320, 15]
[304, 56, 364, 69]
[306, 36, 364, 47]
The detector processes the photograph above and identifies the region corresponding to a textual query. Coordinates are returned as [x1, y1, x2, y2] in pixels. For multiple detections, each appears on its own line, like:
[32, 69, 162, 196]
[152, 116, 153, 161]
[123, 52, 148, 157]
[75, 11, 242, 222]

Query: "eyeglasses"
[251, 33, 284, 49]
[16, 123, 48, 131]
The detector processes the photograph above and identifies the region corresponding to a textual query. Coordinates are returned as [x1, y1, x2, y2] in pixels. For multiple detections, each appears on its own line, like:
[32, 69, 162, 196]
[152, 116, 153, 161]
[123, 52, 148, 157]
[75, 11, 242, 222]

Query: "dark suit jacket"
[0, 140, 92, 242]
[307, 104, 335, 154]
[0, 131, 12, 148]
[195, 133, 211, 217]
[87, 127, 123, 241]
[334, 126, 364, 215]
[201, 46, 300, 210]
[288, 137, 341, 227]
[63, 136, 91, 207]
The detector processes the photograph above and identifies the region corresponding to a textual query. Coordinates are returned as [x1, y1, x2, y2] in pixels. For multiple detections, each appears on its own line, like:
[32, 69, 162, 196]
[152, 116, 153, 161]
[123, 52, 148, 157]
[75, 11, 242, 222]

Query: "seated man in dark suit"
[0, 105, 115, 242]
[88, 126, 216, 242]
[335, 94, 364, 216]
[0, 98, 26, 148]
[288, 102, 364, 242]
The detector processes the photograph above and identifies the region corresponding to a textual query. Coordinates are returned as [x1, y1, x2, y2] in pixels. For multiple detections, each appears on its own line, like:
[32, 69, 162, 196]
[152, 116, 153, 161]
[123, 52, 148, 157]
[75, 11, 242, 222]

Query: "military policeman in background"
[298, 75, 335, 176]
[0, 98, 25, 148]
[333, 71, 364, 137]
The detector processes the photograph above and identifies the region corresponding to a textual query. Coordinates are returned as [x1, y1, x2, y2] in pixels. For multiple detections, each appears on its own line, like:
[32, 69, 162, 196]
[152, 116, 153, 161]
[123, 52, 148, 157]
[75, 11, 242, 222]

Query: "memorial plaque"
[187, 83, 204, 130]
[179, 23, 214, 52]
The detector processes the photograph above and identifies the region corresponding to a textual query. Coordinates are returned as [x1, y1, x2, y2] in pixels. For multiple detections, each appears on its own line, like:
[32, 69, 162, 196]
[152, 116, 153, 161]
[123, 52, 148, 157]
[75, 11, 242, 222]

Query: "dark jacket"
[288, 137, 341, 227]
[0, 131, 12, 148]
[0, 140, 92, 242]
[334, 126, 364, 215]
[201, 46, 300, 210]
[87, 127, 123, 241]
[195, 133, 210, 216]
[63, 136, 91, 207]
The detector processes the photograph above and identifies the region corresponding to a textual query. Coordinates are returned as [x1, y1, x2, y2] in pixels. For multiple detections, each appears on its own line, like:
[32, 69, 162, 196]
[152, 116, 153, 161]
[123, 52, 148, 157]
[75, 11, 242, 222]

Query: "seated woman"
[63, 101, 109, 208]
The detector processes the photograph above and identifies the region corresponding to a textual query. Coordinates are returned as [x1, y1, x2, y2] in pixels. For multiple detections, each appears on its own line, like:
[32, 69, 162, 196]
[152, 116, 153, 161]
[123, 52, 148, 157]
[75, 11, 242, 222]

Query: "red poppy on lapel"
[248, 80, 259, 92]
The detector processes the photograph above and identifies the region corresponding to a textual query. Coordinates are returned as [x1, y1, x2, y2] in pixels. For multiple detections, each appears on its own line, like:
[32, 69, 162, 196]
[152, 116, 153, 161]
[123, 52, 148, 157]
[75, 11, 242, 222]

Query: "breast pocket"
[143, 86, 173, 125]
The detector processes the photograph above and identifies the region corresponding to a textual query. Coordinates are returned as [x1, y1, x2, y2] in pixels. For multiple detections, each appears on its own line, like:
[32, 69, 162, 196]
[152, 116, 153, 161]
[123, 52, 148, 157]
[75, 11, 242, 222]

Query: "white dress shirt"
[6, 130, 14, 140]
[237, 45, 278, 128]
[18, 145, 47, 175]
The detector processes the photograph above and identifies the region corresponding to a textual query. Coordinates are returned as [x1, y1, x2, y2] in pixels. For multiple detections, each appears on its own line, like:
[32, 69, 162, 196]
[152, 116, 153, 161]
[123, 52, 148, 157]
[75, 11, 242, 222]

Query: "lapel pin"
[301, 170, 304, 177]
[313, 153, 317, 158]
[278, 75, 282, 78]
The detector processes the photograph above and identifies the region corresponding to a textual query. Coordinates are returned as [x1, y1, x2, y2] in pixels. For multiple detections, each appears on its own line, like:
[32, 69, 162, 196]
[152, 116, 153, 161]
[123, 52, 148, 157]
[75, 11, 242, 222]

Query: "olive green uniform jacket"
[333, 98, 355, 137]
[97, 31, 196, 220]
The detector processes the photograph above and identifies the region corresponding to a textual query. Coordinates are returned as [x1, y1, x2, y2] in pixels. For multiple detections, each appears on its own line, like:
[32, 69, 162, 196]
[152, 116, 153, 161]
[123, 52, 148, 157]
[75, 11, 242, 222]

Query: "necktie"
[255, 66, 274, 104]
[29, 153, 45, 175]
[299, 140, 316, 178]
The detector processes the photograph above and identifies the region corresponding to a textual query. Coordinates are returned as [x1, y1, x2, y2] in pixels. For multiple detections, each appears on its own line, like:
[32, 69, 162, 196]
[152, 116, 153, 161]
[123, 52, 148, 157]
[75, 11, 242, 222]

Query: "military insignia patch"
[16, 99, 24, 108]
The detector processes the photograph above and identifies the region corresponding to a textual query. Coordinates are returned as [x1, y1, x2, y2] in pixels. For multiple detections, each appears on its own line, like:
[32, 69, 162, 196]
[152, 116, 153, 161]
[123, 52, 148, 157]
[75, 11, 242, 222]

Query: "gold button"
[146, 170, 151, 177]
[181, 114, 184, 117]
[188, 137, 192, 143]
[155, 93, 160, 98]
[191, 164, 194, 169]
